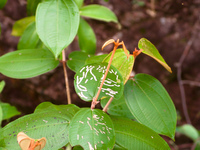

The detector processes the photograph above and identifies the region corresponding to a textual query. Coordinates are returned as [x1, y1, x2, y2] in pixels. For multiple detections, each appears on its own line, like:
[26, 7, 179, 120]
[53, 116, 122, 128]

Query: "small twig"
[62, 50, 71, 104]
[176, 20, 199, 124]
[103, 97, 114, 112]
[182, 80, 200, 87]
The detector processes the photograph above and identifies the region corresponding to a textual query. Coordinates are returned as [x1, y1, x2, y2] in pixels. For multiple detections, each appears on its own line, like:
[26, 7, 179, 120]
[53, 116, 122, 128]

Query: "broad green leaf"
[74, 0, 84, 8]
[27, 0, 41, 16]
[69, 108, 115, 150]
[34, 102, 80, 117]
[103, 49, 134, 83]
[101, 95, 135, 119]
[67, 51, 91, 73]
[85, 54, 107, 64]
[138, 38, 172, 73]
[80, 4, 118, 23]
[0, 81, 5, 93]
[124, 74, 177, 140]
[17, 22, 44, 50]
[111, 116, 170, 150]
[77, 18, 96, 54]
[74, 63, 124, 101]
[11, 16, 35, 36]
[0, 104, 2, 125]
[0, 102, 21, 120]
[176, 124, 199, 141]
[0, 0, 7, 9]
[73, 145, 83, 150]
[36, 0, 80, 58]
[0, 104, 77, 150]
[0, 49, 59, 79]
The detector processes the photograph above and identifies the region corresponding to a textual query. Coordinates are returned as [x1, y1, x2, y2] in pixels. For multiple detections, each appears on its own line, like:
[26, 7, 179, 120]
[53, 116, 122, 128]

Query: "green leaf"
[124, 74, 177, 140]
[103, 49, 134, 83]
[77, 18, 96, 54]
[0, 104, 2, 125]
[85, 54, 107, 64]
[138, 38, 172, 73]
[67, 51, 91, 73]
[101, 95, 135, 119]
[0, 81, 5, 93]
[0, 102, 21, 120]
[111, 116, 170, 150]
[27, 0, 41, 16]
[80, 4, 118, 23]
[74, 0, 84, 8]
[11, 16, 35, 36]
[74, 63, 124, 101]
[0, 0, 7, 9]
[17, 22, 44, 50]
[0, 49, 59, 79]
[34, 102, 80, 117]
[0, 104, 78, 150]
[36, 0, 80, 58]
[176, 124, 199, 141]
[69, 108, 115, 150]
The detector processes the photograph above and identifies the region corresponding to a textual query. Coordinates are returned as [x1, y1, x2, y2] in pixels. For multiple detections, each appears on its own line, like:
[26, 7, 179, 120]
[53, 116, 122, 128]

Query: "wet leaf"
[69, 108, 115, 150]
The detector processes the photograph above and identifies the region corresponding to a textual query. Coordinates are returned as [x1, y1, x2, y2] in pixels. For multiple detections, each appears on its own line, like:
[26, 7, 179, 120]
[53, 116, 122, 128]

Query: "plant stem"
[103, 97, 113, 112]
[91, 41, 119, 109]
[62, 50, 71, 104]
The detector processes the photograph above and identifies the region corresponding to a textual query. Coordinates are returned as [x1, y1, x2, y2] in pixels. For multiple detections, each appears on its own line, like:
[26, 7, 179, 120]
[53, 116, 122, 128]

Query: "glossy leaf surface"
[124, 74, 176, 140]
[0, 104, 79, 150]
[36, 0, 80, 58]
[176, 124, 199, 141]
[69, 108, 115, 150]
[74, 63, 124, 101]
[111, 116, 170, 150]
[0, 49, 59, 79]
[11, 16, 35, 36]
[101, 95, 134, 119]
[138, 38, 172, 73]
[0, 102, 21, 120]
[67, 51, 91, 73]
[80, 4, 118, 23]
[17, 22, 43, 50]
[27, 0, 41, 16]
[78, 18, 96, 54]
[103, 49, 134, 83]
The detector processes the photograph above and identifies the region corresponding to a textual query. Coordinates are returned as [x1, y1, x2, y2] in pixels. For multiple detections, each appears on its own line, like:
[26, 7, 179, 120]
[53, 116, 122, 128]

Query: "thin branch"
[103, 97, 114, 112]
[176, 20, 199, 124]
[62, 50, 71, 104]
[182, 80, 200, 87]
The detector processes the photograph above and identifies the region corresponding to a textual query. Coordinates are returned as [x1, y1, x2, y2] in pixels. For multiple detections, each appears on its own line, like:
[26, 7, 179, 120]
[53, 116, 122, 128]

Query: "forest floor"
[0, 0, 200, 149]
